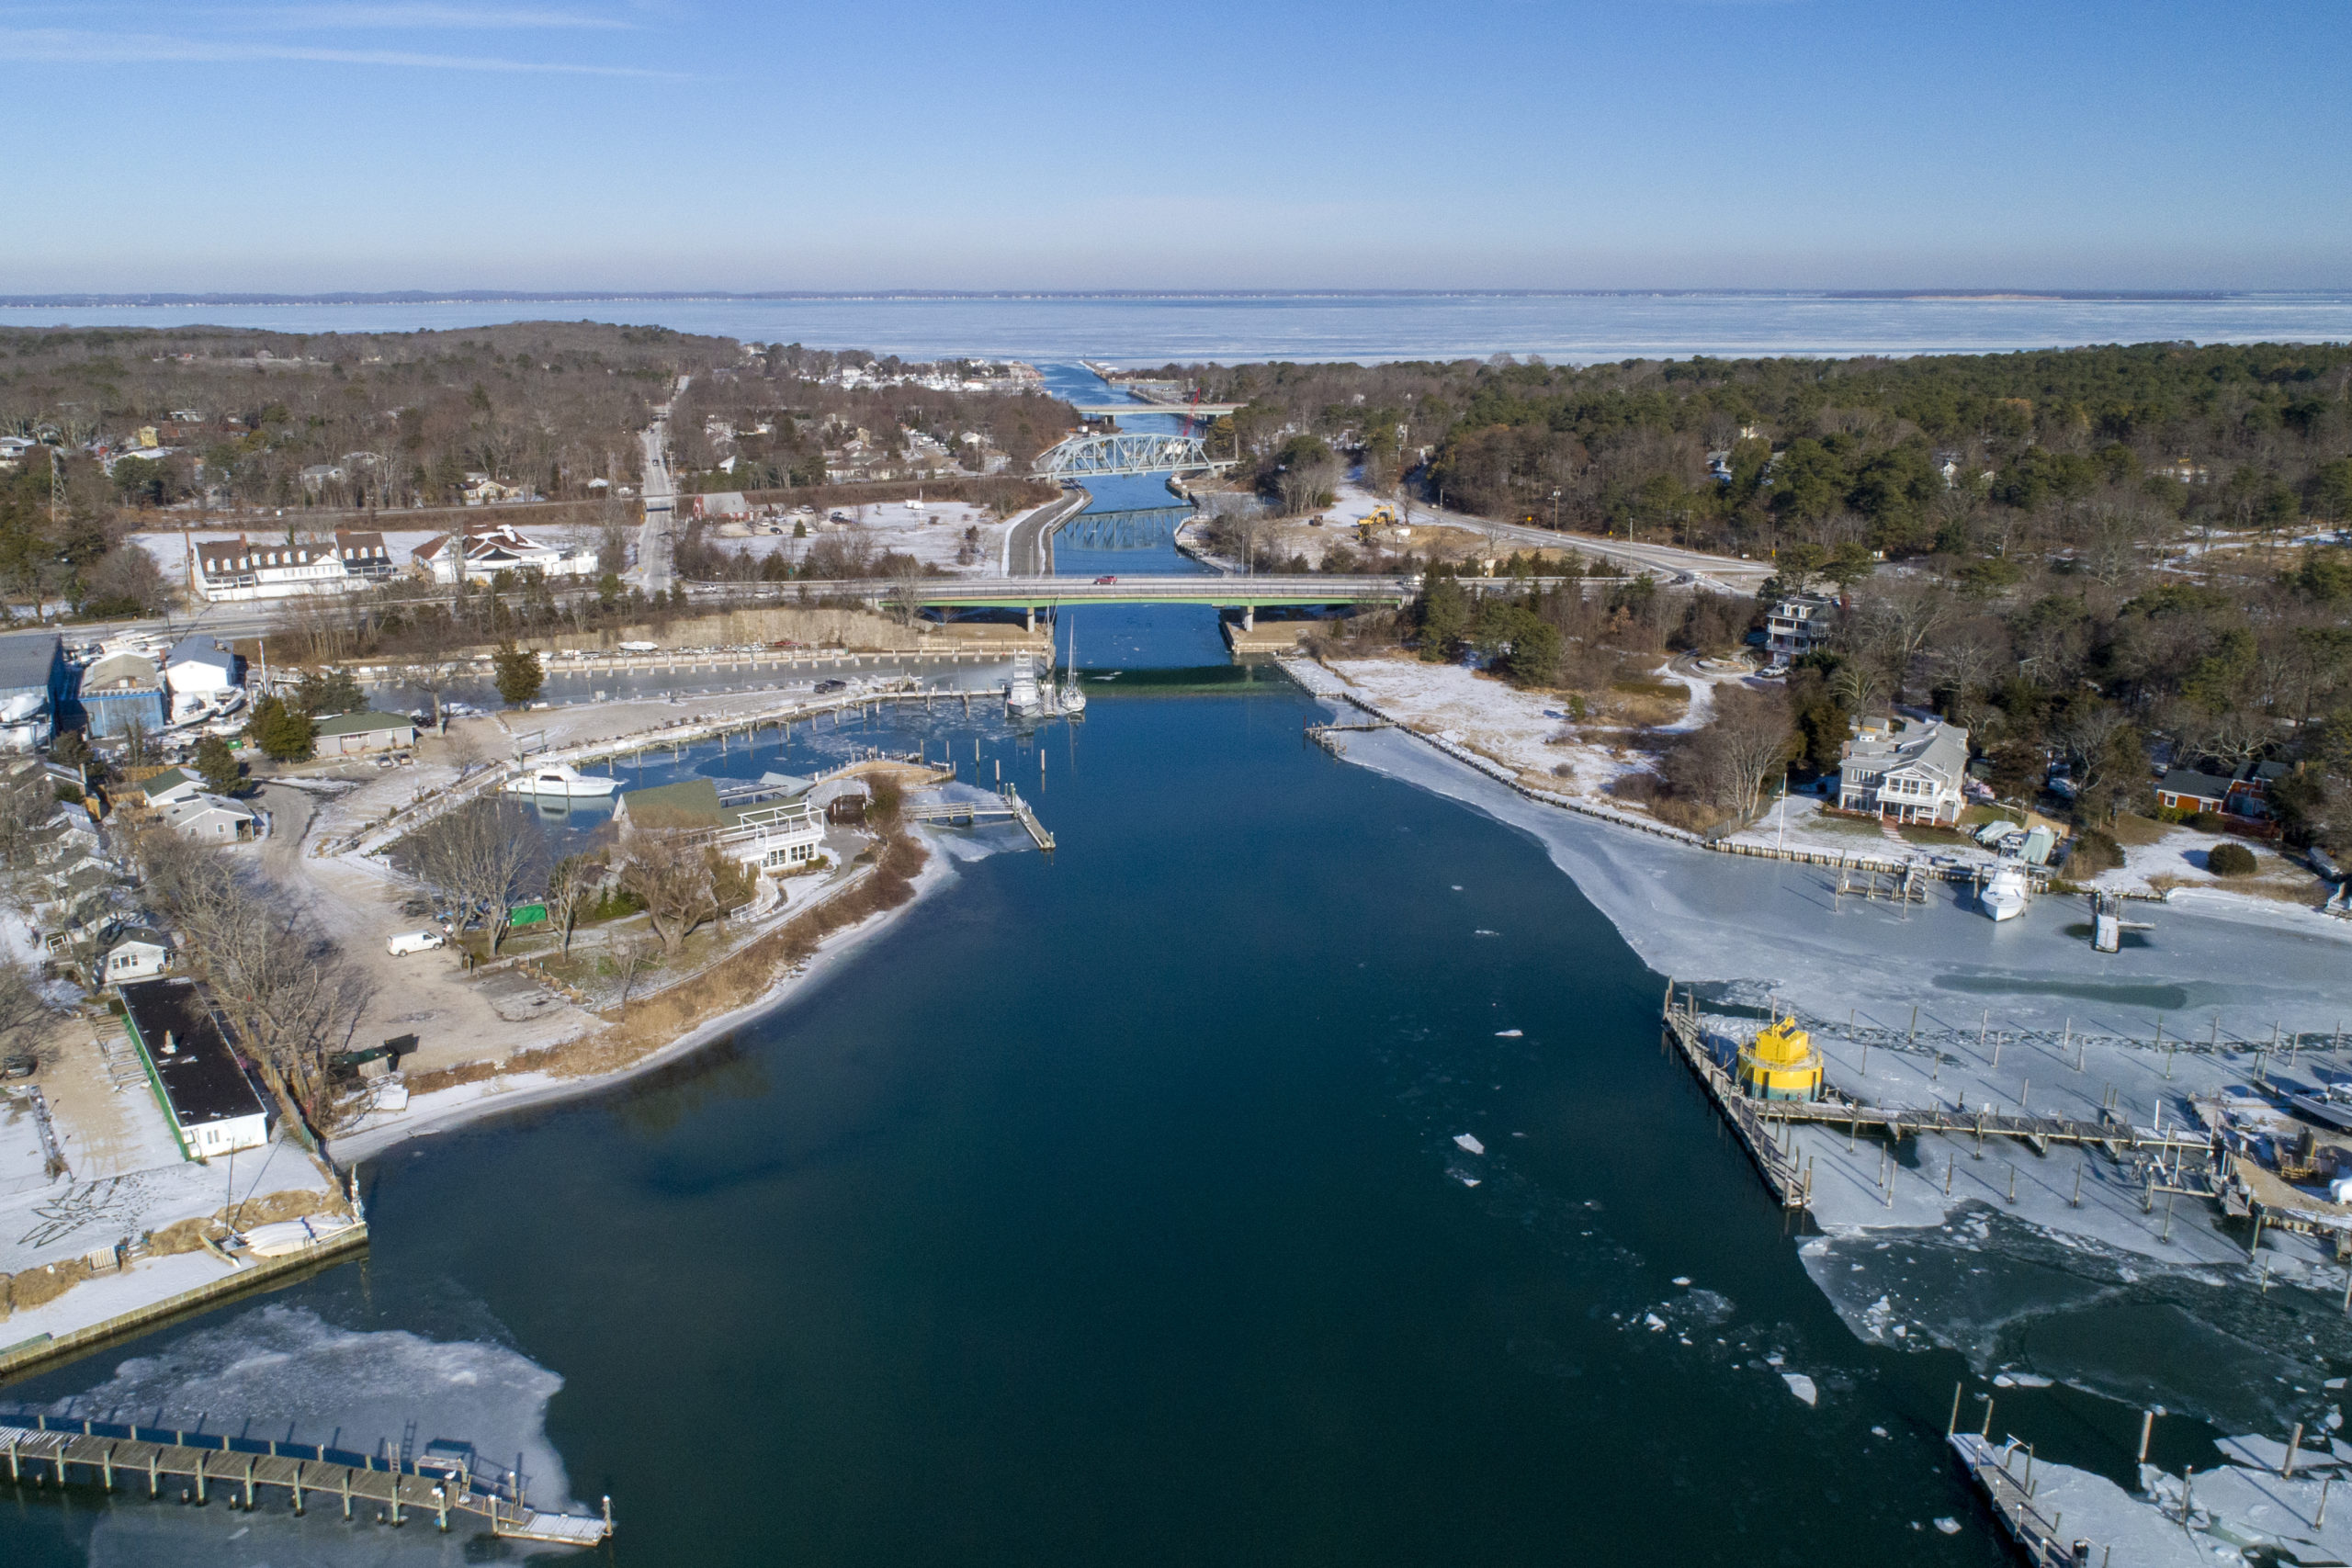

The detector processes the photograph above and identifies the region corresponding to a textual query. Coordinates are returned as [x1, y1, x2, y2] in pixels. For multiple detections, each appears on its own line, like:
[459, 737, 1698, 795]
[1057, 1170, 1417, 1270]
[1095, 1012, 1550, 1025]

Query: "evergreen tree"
[493, 643, 545, 708]
[246, 695, 316, 761]
[1417, 575, 1471, 662]
[195, 734, 241, 795]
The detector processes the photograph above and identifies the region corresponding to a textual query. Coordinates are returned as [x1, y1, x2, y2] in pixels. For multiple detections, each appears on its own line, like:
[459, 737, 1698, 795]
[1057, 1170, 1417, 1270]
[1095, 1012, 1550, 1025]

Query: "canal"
[0, 372, 2199, 1566]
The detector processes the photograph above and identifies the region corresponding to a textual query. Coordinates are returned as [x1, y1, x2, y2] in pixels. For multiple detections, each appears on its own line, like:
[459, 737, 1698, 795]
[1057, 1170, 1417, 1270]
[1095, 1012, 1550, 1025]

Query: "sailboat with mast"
[1060, 626, 1086, 716]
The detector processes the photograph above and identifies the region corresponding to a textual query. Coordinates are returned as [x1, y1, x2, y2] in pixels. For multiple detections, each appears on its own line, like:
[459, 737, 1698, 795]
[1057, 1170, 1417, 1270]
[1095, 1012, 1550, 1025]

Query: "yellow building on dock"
[1738, 1017, 1822, 1101]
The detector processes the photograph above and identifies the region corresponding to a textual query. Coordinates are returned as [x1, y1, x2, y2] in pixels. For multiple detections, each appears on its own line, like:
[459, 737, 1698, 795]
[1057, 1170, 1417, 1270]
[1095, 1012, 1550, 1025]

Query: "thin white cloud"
[0, 28, 668, 73]
[235, 5, 635, 28]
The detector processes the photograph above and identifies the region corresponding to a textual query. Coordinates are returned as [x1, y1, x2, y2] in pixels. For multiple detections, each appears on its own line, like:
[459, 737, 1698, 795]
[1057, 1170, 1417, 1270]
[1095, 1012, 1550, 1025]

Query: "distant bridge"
[1055, 506, 1190, 552]
[1071, 403, 1242, 420]
[1032, 431, 1236, 481]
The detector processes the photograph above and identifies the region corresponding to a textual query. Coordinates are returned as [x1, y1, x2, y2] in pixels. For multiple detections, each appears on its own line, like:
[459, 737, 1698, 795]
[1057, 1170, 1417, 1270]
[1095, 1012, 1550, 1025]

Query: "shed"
[119, 978, 270, 1160]
[313, 709, 417, 755]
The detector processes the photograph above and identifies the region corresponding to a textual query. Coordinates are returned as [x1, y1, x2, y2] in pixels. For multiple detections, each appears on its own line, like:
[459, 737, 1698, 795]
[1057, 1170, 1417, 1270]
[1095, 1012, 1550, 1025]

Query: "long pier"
[0, 1414, 609, 1544]
[1661, 987, 2225, 1218]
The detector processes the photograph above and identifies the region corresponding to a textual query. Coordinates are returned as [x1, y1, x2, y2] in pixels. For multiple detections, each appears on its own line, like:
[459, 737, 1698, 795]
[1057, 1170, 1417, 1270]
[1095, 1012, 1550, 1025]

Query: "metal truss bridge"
[1055, 506, 1189, 552]
[1032, 431, 1236, 480]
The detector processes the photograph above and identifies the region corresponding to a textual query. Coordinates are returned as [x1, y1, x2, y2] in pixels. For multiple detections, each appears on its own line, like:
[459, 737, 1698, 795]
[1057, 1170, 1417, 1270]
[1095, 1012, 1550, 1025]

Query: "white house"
[102, 926, 173, 985]
[412, 524, 598, 585]
[1837, 715, 1971, 827]
[162, 793, 261, 844]
[1764, 594, 1837, 662]
[120, 979, 271, 1161]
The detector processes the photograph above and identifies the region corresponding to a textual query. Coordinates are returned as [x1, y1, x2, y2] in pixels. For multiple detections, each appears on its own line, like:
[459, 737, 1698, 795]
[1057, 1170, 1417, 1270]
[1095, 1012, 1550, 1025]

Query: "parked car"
[386, 930, 447, 958]
[1094, 575, 1118, 584]
[813, 678, 848, 694]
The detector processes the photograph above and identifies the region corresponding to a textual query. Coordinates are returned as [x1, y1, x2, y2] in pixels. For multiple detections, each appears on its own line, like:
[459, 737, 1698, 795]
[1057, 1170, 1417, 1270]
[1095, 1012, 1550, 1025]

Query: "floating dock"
[0, 1413, 609, 1544]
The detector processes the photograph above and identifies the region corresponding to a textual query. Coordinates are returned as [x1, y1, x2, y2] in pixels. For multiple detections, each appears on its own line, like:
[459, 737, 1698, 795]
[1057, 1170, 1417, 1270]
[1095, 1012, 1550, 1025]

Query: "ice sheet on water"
[1453, 1133, 1486, 1155]
[1805, 1210, 2352, 1435]
[50, 1303, 573, 1566]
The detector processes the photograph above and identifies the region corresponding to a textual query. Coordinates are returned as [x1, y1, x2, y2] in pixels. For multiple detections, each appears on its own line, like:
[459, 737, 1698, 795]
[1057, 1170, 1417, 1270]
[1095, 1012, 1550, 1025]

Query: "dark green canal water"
[0, 475, 2189, 1565]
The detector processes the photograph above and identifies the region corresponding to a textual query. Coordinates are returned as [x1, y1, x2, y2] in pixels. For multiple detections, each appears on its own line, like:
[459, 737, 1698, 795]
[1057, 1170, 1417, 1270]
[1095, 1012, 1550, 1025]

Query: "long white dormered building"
[188, 529, 396, 603]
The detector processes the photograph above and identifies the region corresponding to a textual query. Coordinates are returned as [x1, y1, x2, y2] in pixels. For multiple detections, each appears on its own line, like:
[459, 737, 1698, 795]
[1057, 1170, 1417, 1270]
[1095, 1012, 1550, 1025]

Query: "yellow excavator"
[1357, 502, 1399, 543]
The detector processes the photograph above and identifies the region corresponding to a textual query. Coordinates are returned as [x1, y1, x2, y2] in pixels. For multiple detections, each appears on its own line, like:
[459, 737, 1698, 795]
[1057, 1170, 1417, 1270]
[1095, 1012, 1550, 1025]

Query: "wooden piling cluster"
[0, 1416, 609, 1544]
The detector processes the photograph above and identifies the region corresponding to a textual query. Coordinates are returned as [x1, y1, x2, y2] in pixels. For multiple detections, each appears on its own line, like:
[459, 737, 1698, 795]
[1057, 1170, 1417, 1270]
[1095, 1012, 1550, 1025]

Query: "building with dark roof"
[119, 978, 270, 1160]
[0, 631, 64, 751]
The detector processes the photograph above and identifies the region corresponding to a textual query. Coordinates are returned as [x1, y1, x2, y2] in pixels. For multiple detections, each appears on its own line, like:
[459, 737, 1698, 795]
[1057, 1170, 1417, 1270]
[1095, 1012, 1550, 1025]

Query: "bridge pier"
[1241, 604, 1255, 631]
[1024, 606, 1035, 633]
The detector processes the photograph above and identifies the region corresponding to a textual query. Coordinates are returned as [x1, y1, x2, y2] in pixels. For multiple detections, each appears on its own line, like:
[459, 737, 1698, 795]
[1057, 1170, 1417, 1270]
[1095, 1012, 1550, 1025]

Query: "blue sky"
[3, 0, 2347, 292]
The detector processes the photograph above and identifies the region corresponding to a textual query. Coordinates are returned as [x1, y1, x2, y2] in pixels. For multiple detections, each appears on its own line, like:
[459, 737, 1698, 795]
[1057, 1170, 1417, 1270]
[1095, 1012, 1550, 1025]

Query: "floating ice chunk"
[1994, 1374, 2014, 1388]
[1933, 1517, 1961, 1535]
[1765, 1353, 1784, 1366]
[1473, 929, 1499, 937]
[1495, 1029, 1523, 1038]
[2326, 1377, 2346, 1391]
[1671, 1276, 1692, 1287]
[1892, 1325, 1907, 1337]
[1453, 1134, 1486, 1155]
[1645, 1313, 1667, 1331]
[1451, 885, 1463, 891]
[1871, 1426, 1889, 1438]
[1782, 1372, 1818, 1406]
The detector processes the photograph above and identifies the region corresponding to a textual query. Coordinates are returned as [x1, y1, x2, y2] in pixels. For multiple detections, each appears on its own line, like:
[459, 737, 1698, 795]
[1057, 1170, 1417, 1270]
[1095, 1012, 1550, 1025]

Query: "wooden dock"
[0, 1414, 610, 1543]
[1660, 985, 1809, 1209]
[902, 786, 1055, 852]
[1948, 1431, 2079, 1566]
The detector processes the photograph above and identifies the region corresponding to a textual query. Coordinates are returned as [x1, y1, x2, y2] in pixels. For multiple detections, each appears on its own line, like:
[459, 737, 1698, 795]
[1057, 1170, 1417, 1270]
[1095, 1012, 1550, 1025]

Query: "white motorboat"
[1979, 864, 2029, 922]
[1006, 660, 1044, 719]
[503, 764, 621, 801]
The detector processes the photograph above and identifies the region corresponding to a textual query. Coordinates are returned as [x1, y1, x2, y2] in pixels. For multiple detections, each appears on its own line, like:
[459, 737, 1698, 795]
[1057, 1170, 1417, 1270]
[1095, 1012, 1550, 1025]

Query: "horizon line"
[2, 287, 2317, 310]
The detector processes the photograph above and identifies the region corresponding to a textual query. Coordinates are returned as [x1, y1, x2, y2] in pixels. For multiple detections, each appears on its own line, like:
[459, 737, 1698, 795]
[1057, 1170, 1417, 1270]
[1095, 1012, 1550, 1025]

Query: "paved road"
[1417, 502, 1773, 593]
[636, 377, 686, 593]
[1006, 489, 1091, 576]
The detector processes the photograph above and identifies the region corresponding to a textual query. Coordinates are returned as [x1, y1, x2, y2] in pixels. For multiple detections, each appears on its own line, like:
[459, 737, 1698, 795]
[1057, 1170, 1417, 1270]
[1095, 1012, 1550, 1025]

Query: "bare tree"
[136, 829, 373, 1128]
[411, 798, 537, 953]
[0, 953, 59, 1062]
[612, 934, 657, 1014]
[409, 656, 465, 731]
[619, 828, 718, 955]
[544, 852, 600, 956]
[1671, 687, 1799, 819]
[886, 554, 928, 631]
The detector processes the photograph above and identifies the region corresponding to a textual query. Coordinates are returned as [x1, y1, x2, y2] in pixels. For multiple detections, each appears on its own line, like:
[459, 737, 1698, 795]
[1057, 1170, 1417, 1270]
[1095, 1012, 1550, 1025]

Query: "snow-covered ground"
[700, 498, 1035, 575]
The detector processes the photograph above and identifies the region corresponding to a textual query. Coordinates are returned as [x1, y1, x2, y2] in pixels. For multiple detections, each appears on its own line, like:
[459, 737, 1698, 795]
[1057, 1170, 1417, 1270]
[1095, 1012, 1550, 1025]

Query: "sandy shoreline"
[329, 838, 959, 1167]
